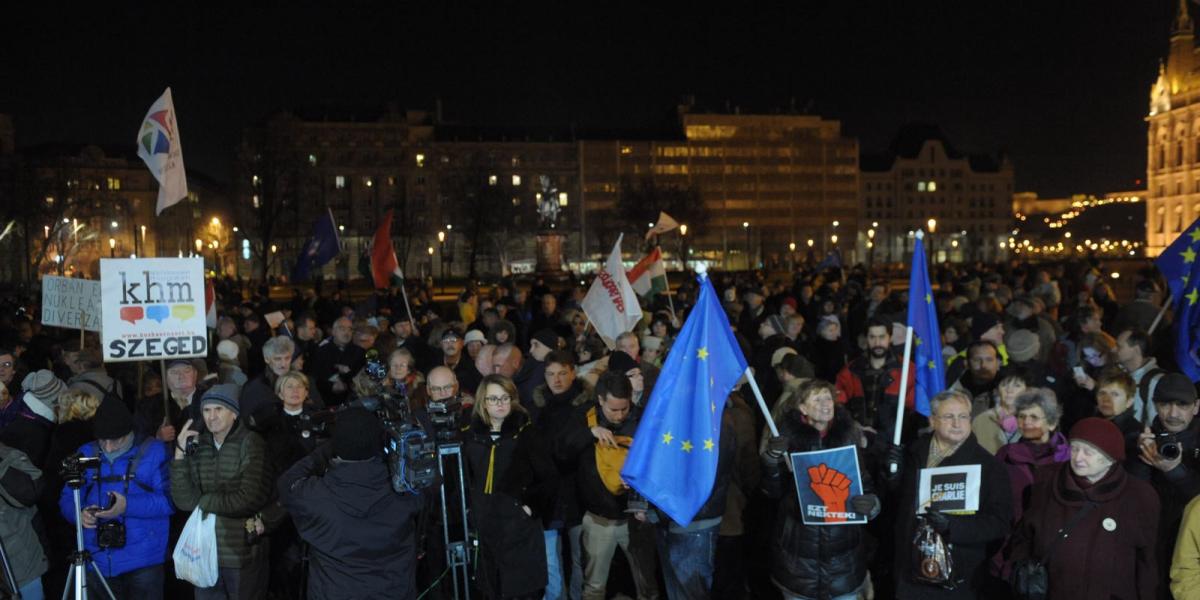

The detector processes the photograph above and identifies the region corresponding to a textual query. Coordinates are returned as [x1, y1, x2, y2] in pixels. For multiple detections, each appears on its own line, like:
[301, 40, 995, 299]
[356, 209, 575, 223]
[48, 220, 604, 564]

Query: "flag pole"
[892, 325, 915, 453]
[1149, 296, 1173, 335]
[399, 280, 418, 335]
[743, 366, 780, 437]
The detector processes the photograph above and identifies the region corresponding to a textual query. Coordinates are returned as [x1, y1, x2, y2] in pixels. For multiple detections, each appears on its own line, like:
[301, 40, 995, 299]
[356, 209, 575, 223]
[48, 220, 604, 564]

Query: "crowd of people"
[0, 258, 1194, 599]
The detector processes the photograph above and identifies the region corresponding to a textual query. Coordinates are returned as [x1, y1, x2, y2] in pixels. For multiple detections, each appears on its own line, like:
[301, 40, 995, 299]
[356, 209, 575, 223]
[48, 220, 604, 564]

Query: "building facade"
[860, 125, 1013, 264]
[1148, 0, 1200, 255]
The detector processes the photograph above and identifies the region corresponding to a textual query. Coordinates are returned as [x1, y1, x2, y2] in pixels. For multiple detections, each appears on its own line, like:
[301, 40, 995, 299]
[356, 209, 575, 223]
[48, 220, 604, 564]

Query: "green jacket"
[0, 445, 46, 586]
[170, 421, 270, 569]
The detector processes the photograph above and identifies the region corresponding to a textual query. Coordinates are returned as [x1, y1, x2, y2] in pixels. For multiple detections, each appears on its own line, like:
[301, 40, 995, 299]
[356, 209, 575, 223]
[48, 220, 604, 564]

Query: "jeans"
[655, 522, 718, 600]
[580, 513, 659, 600]
[18, 576, 42, 600]
[778, 576, 866, 600]
[193, 556, 268, 600]
[544, 529, 563, 600]
[87, 564, 165, 600]
[568, 524, 582, 600]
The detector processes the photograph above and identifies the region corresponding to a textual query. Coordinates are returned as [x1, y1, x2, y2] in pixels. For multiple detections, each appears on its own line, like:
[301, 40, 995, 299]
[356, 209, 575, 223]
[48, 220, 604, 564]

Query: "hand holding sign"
[807, 463, 851, 523]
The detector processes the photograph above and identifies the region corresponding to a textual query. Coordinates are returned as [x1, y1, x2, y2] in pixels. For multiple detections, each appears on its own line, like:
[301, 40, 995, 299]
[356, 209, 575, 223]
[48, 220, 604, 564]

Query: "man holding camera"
[1131, 372, 1200, 596]
[59, 395, 172, 599]
[279, 407, 423, 599]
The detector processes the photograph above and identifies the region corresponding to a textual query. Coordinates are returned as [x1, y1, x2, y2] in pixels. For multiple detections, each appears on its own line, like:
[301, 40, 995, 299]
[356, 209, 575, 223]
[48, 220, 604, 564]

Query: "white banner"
[100, 257, 207, 362]
[581, 234, 643, 349]
[41, 275, 102, 332]
[918, 464, 982, 515]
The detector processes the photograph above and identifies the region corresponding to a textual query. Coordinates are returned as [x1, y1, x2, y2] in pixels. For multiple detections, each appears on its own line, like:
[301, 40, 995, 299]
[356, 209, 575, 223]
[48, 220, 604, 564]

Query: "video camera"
[59, 454, 100, 488]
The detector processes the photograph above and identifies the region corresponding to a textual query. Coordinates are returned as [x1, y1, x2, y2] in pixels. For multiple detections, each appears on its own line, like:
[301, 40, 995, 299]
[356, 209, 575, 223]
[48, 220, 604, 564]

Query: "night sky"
[0, 2, 1182, 196]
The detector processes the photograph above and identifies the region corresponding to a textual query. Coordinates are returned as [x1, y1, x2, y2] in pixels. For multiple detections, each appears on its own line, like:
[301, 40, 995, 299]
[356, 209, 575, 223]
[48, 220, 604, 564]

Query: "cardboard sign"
[41, 275, 102, 332]
[100, 257, 207, 362]
[918, 464, 982, 514]
[790, 446, 868, 526]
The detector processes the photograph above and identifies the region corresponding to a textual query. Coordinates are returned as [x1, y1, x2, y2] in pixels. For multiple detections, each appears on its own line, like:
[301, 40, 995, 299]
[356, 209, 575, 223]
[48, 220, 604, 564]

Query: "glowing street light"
[927, 218, 937, 233]
[210, 217, 221, 227]
[807, 239, 814, 248]
[789, 242, 796, 252]
[679, 224, 688, 236]
[194, 239, 203, 253]
[831, 234, 839, 245]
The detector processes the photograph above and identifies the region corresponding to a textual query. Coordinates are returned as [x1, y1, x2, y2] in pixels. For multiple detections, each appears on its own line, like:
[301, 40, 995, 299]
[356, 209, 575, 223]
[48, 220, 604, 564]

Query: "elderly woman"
[462, 374, 558, 599]
[1005, 417, 1159, 599]
[994, 388, 1070, 524]
[387, 348, 425, 399]
[761, 379, 880, 600]
[972, 372, 1028, 454]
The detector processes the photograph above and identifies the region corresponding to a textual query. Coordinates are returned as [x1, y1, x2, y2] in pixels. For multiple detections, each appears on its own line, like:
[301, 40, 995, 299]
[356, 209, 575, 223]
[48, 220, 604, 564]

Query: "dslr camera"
[1157, 432, 1184, 461]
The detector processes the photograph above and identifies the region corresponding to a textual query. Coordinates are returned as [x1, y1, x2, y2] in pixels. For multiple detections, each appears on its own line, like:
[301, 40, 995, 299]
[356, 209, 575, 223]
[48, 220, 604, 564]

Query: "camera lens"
[1161, 442, 1183, 461]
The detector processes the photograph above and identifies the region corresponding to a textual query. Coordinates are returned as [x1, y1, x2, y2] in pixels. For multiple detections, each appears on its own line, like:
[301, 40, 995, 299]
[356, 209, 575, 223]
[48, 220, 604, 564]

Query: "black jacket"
[279, 451, 423, 600]
[763, 408, 871, 599]
[312, 340, 366, 407]
[462, 412, 558, 598]
[1127, 417, 1200, 598]
[893, 433, 1012, 600]
[560, 401, 640, 520]
[530, 381, 591, 526]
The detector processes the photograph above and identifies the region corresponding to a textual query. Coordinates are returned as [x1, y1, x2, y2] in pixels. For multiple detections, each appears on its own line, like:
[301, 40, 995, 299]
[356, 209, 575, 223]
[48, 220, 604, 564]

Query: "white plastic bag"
[173, 507, 218, 587]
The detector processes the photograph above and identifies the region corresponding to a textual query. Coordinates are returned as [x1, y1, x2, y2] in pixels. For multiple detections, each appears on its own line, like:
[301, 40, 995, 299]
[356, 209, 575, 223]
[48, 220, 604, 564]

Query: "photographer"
[58, 396, 172, 599]
[171, 384, 272, 600]
[278, 408, 423, 599]
[1129, 373, 1200, 597]
[0, 441, 47, 599]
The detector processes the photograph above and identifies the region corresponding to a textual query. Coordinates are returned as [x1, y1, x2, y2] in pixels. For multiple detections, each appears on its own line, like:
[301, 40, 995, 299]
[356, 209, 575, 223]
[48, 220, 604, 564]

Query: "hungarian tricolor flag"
[629, 247, 668, 298]
[370, 210, 404, 289]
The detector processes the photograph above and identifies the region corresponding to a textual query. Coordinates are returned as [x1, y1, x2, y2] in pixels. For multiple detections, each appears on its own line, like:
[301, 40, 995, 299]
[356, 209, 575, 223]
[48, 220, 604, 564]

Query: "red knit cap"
[1068, 417, 1125, 462]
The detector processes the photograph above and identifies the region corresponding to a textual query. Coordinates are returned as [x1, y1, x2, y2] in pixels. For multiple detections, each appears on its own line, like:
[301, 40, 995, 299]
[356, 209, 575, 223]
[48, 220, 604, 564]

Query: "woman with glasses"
[463, 374, 559, 599]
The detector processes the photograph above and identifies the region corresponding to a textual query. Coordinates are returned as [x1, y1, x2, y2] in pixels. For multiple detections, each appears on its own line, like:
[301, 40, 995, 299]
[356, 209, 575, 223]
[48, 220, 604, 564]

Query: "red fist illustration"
[808, 463, 852, 523]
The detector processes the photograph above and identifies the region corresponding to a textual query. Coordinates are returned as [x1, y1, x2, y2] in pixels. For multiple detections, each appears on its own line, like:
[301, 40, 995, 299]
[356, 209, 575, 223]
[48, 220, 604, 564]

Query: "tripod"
[0, 532, 21, 599]
[436, 443, 471, 600]
[61, 485, 115, 600]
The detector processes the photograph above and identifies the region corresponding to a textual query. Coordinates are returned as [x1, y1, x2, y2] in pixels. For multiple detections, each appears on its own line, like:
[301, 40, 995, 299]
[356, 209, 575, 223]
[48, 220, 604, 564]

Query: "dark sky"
[0, 1, 1182, 196]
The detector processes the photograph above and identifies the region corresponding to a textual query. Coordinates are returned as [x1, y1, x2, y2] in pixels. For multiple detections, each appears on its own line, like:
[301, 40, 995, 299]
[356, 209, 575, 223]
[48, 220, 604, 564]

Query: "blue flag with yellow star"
[621, 273, 748, 525]
[907, 231, 944, 416]
[1174, 246, 1200, 382]
[1156, 217, 1200, 304]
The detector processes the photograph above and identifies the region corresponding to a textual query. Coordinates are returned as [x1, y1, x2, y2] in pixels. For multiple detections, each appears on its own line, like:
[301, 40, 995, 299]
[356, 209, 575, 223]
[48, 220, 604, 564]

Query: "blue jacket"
[58, 437, 173, 577]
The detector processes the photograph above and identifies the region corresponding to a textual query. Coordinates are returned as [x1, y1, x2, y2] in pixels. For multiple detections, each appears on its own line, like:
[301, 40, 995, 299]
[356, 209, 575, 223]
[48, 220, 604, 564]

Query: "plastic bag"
[173, 507, 218, 588]
[912, 516, 955, 589]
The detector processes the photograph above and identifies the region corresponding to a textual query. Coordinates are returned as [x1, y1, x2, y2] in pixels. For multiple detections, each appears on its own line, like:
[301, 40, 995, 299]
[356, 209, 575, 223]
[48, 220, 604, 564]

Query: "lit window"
[44, 196, 54, 205]
[512, 197, 520, 206]
[106, 177, 121, 190]
[308, 154, 317, 166]
[242, 239, 250, 260]
[252, 195, 260, 208]
[252, 175, 260, 186]
[620, 146, 633, 155]
[488, 175, 498, 186]
[928, 181, 937, 192]
[415, 154, 426, 168]
[512, 175, 522, 186]
[917, 181, 927, 192]
[364, 177, 373, 187]
[335, 176, 346, 189]
[511, 157, 520, 167]
[559, 192, 569, 206]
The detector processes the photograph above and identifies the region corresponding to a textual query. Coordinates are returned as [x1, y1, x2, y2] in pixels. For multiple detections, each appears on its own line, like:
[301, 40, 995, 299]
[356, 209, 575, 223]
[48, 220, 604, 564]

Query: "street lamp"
[210, 217, 220, 227]
[437, 231, 447, 292]
[742, 222, 751, 270]
[927, 218, 937, 233]
[194, 238, 202, 256]
[867, 229, 876, 270]
[109, 238, 116, 257]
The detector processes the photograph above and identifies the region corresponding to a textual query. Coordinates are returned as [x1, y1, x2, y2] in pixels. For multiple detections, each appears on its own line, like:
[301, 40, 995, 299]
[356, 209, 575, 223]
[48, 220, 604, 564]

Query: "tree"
[616, 176, 708, 254]
[445, 160, 538, 278]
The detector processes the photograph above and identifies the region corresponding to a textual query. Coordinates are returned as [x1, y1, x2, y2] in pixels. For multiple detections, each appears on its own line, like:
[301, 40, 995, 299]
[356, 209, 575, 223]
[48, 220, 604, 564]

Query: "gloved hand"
[923, 508, 950, 534]
[766, 436, 789, 458]
[849, 494, 881, 520]
[884, 444, 904, 482]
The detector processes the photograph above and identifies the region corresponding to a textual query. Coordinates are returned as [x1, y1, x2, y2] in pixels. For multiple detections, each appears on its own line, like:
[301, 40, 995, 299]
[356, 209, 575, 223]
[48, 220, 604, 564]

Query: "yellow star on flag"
[925, 293, 932, 304]
[703, 439, 714, 451]
[928, 359, 937, 369]
[697, 347, 709, 360]
[914, 337, 922, 347]
[662, 432, 673, 445]
[681, 440, 694, 453]
[1185, 246, 1197, 264]
[1189, 288, 1199, 306]
[1191, 228, 1200, 243]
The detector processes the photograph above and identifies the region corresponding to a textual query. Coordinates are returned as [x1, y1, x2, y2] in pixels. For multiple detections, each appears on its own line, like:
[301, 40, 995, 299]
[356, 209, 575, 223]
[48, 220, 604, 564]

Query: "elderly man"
[891, 390, 1011, 600]
[137, 359, 206, 440]
[313, 317, 365, 407]
[439, 327, 482, 396]
[241, 336, 324, 419]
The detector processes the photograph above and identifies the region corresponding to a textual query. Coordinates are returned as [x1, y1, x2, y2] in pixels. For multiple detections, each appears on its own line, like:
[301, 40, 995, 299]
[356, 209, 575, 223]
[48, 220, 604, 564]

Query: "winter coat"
[312, 339, 366, 406]
[1006, 462, 1159, 600]
[560, 400, 641, 520]
[0, 444, 47, 587]
[834, 353, 916, 441]
[763, 407, 871, 599]
[240, 371, 324, 420]
[894, 433, 1013, 599]
[530, 380, 592, 526]
[1171, 495, 1200, 599]
[721, 392, 762, 537]
[1127, 417, 1200, 598]
[58, 437, 173, 577]
[463, 411, 558, 598]
[279, 450, 423, 600]
[169, 420, 272, 568]
[994, 433, 1070, 524]
[971, 408, 1023, 455]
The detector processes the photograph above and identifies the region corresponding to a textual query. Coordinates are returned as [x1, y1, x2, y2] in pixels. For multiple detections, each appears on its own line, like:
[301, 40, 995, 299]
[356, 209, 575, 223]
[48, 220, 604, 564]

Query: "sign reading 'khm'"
[41, 275, 102, 332]
[100, 257, 207, 362]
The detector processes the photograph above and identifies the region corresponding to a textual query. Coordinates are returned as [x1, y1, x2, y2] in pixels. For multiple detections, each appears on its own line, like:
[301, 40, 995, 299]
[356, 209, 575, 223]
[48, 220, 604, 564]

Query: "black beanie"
[333, 408, 382, 461]
[93, 395, 133, 440]
[608, 350, 640, 375]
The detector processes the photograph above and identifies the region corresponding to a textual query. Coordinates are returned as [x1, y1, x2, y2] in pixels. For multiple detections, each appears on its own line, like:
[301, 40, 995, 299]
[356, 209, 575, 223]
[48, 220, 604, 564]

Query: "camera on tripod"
[60, 454, 100, 488]
[426, 398, 462, 442]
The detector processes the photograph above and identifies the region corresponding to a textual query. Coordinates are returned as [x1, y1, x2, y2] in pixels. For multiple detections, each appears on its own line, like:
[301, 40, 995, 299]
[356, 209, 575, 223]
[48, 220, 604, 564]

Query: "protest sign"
[41, 275, 102, 332]
[100, 257, 207, 362]
[790, 446, 868, 526]
[918, 464, 982, 514]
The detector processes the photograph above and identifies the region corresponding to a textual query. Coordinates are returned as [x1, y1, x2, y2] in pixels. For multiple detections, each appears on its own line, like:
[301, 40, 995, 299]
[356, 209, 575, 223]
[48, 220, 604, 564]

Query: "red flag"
[371, 210, 403, 289]
[204, 278, 217, 328]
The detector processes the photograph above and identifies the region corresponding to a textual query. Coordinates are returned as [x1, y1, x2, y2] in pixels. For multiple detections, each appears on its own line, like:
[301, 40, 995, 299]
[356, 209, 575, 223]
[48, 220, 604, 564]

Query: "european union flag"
[621, 272, 748, 525]
[1172, 230, 1200, 382]
[907, 231, 944, 416]
[292, 209, 341, 281]
[1156, 217, 1200, 304]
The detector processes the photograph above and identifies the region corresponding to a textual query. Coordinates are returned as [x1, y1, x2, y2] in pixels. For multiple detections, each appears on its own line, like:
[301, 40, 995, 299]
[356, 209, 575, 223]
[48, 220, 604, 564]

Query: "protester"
[994, 388, 1070, 524]
[0, 442, 48, 599]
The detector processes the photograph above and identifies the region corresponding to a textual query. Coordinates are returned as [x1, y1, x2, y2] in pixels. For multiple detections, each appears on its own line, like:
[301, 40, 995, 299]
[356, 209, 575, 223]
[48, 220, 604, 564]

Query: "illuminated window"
[252, 195, 260, 209]
[335, 176, 346, 189]
[308, 154, 317, 166]
[415, 154, 426, 167]
[620, 146, 632, 155]
[917, 181, 927, 192]
[512, 175, 522, 186]
[558, 192, 568, 206]
[106, 177, 121, 190]
[488, 175, 498, 186]
[511, 157, 520, 167]
[928, 181, 937, 192]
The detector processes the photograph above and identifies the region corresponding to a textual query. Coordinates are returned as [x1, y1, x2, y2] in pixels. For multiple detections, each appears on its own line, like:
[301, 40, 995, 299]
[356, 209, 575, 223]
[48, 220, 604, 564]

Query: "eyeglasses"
[935, 414, 971, 423]
[0, 361, 11, 369]
[428, 384, 455, 394]
[484, 395, 512, 406]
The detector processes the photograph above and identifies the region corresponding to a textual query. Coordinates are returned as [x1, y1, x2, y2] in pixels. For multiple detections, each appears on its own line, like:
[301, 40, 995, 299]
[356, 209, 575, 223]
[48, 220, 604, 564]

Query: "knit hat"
[1069, 417, 1125, 462]
[532, 329, 561, 351]
[93, 394, 133, 439]
[217, 340, 240, 362]
[334, 408, 382, 460]
[971, 313, 1002, 341]
[1004, 329, 1040, 363]
[608, 350, 640, 375]
[199, 383, 241, 415]
[464, 330, 487, 345]
[22, 369, 65, 412]
[1152, 373, 1199, 406]
[783, 297, 798, 312]
[771, 346, 798, 368]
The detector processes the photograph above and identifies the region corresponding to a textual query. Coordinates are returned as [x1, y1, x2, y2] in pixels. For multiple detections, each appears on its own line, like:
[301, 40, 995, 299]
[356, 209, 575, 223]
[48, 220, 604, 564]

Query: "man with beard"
[950, 341, 1005, 418]
[835, 317, 917, 449]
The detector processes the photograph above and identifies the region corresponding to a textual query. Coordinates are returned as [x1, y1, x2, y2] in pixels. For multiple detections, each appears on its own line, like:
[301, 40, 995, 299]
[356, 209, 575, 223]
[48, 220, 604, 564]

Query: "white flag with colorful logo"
[582, 234, 643, 349]
[645, 211, 680, 240]
[137, 87, 189, 215]
[629, 247, 668, 298]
